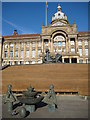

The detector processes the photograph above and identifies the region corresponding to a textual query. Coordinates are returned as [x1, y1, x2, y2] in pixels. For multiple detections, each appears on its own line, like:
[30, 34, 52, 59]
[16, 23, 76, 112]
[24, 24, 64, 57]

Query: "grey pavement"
[2, 95, 88, 118]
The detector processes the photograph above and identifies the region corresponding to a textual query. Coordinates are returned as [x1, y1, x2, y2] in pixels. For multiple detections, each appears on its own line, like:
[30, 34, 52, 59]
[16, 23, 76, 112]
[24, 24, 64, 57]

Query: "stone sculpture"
[43, 84, 57, 112]
[17, 85, 44, 118]
[43, 49, 62, 63]
[19, 106, 27, 118]
[4, 84, 17, 112]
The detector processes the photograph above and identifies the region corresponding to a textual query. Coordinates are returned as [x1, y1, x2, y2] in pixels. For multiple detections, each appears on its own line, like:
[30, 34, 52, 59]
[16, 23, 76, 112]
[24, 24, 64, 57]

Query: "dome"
[52, 4, 67, 22]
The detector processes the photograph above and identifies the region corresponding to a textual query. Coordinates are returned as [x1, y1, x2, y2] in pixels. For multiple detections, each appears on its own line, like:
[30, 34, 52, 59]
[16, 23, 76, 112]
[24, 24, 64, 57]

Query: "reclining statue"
[42, 49, 62, 63]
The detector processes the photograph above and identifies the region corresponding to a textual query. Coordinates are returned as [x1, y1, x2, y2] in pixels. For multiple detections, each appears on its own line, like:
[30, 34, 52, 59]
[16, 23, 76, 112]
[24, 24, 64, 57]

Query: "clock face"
[52, 21, 66, 26]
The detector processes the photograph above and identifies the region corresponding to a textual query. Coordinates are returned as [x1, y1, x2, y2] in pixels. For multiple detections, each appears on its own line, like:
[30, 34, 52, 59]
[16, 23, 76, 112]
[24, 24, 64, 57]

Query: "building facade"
[1, 5, 89, 66]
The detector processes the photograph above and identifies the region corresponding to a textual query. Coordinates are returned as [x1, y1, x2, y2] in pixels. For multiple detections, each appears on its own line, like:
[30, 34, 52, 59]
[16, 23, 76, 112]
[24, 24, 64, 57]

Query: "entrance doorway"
[71, 58, 77, 63]
[64, 58, 69, 63]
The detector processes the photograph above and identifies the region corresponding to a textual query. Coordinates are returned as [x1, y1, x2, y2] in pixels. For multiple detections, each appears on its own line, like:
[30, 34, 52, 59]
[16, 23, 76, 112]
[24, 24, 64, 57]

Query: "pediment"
[52, 21, 66, 26]
[51, 19, 68, 26]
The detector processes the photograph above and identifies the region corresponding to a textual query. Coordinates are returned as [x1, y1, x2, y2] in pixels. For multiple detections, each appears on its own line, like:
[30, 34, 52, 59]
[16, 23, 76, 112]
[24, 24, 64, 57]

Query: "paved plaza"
[1, 95, 88, 118]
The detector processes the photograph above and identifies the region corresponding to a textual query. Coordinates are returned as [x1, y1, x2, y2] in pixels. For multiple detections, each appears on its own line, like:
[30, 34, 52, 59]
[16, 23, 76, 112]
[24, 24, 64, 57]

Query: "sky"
[2, 2, 88, 36]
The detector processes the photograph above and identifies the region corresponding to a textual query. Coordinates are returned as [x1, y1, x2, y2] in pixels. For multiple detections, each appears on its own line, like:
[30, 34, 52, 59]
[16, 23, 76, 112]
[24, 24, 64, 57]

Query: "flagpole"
[46, 1, 47, 26]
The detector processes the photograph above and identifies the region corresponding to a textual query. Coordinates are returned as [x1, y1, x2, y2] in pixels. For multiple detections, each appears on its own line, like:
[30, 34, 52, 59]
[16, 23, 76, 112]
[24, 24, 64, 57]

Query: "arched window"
[54, 35, 65, 41]
[53, 35, 66, 53]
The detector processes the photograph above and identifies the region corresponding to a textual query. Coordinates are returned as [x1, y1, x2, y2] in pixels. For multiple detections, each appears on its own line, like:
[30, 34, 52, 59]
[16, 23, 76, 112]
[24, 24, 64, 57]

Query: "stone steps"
[2, 64, 88, 95]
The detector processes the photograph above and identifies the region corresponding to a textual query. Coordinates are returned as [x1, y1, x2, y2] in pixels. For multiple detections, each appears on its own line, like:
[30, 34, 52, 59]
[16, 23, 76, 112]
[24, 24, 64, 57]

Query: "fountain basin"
[18, 96, 44, 105]
[23, 91, 38, 97]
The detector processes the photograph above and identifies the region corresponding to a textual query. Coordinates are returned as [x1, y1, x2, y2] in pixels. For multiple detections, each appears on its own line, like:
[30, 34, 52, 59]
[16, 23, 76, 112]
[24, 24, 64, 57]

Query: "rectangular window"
[10, 44, 13, 48]
[10, 51, 13, 58]
[32, 60, 35, 64]
[21, 43, 24, 49]
[4, 51, 8, 58]
[85, 49, 88, 56]
[79, 48, 82, 56]
[38, 60, 41, 64]
[38, 50, 41, 57]
[21, 50, 24, 58]
[26, 50, 29, 58]
[9, 61, 12, 65]
[62, 42, 65, 47]
[26, 42, 30, 48]
[54, 48, 57, 52]
[85, 41, 88, 46]
[79, 59, 83, 63]
[58, 42, 61, 47]
[32, 42, 35, 47]
[58, 49, 61, 53]
[78, 40, 82, 46]
[5, 44, 8, 49]
[15, 44, 18, 49]
[26, 61, 29, 64]
[38, 42, 41, 47]
[71, 41, 74, 45]
[20, 61, 23, 65]
[32, 50, 35, 58]
[4, 61, 7, 65]
[63, 48, 66, 52]
[44, 40, 48, 46]
[15, 51, 18, 57]
[15, 61, 18, 65]
[71, 48, 75, 53]
[54, 42, 57, 47]
[86, 59, 88, 63]
[44, 39, 48, 47]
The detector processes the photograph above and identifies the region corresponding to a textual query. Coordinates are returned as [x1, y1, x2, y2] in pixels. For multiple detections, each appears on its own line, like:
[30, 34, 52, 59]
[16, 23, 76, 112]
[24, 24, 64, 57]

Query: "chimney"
[13, 30, 18, 36]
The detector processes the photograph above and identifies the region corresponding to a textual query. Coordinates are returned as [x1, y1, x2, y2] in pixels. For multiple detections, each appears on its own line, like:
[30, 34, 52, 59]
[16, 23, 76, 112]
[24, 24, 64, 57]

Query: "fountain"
[17, 85, 44, 117]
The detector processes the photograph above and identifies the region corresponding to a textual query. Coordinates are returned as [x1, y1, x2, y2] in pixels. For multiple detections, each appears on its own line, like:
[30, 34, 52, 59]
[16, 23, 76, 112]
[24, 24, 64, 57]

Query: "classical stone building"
[0, 5, 89, 66]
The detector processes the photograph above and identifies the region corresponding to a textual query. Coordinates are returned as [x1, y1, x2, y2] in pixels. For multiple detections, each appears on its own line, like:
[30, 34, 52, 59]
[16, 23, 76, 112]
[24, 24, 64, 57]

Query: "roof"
[2, 32, 89, 40]
[3, 34, 40, 39]
[78, 31, 89, 35]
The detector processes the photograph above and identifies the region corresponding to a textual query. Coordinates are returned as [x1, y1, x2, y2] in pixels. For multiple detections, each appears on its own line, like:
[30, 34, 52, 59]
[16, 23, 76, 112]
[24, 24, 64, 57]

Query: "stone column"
[7, 43, 10, 64]
[66, 39, 68, 53]
[51, 38, 53, 53]
[0, 36, 2, 66]
[88, 39, 90, 63]
[12, 43, 15, 65]
[82, 40, 86, 63]
[2, 43, 5, 61]
[48, 39, 50, 51]
[62, 57, 64, 63]
[69, 57, 71, 63]
[82, 40, 85, 56]
[77, 57, 79, 63]
[61, 41, 62, 53]
[30, 42, 32, 62]
[24, 42, 26, 64]
[57, 41, 58, 53]
[42, 39, 44, 53]
[75, 38, 78, 53]
[69, 38, 71, 53]
[18, 42, 21, 65]
[35, 41, 38, 63]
